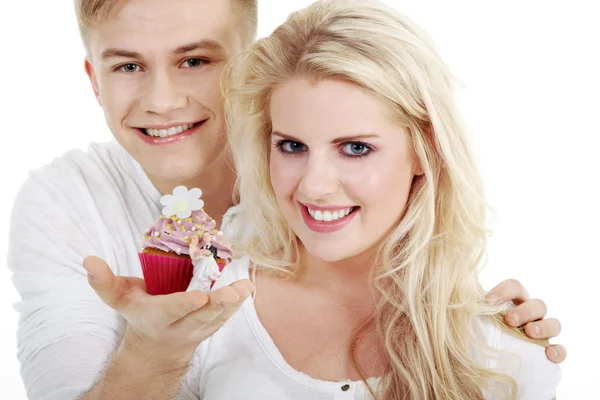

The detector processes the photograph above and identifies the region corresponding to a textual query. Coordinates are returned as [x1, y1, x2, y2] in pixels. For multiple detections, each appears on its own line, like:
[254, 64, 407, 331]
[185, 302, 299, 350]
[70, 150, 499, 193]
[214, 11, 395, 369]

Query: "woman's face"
[269, 77, 422, 263]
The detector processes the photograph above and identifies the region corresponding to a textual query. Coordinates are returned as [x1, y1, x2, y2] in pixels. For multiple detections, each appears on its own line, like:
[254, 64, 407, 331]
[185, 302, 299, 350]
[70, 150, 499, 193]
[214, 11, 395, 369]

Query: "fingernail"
[508, 312, 520, 326]
[549, 348, 558, 359]
[87, 273, 96, 282]
[533, 325, 540, 336]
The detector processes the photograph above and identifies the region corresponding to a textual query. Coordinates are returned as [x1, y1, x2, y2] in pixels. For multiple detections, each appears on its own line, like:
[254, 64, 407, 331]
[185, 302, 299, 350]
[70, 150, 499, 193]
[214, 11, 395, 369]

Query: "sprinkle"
[154, 232, 160, 237]
[176, 248, 182, 254]
[191, 227, 196, 232]
[217, 231, 223, 236]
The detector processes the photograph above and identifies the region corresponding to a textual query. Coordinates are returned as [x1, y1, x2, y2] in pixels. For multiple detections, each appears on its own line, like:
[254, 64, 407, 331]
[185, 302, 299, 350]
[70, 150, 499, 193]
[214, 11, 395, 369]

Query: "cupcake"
[139, 186, 234, 295]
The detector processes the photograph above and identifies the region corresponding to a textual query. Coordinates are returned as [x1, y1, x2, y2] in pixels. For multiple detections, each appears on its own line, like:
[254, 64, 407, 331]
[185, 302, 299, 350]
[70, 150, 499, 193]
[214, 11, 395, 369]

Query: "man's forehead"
[90, 0, 236, 56]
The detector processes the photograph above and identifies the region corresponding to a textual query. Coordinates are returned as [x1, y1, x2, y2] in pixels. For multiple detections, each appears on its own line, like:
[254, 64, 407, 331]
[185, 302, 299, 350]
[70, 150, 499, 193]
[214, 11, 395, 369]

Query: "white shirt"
[9, 141, 560, 399]
[180, 257, 561, 400]
[8, 141, 243, 400]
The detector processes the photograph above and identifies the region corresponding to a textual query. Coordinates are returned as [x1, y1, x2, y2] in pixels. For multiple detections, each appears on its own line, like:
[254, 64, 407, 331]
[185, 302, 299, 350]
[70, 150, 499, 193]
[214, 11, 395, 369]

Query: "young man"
[8, 0, 565, 399]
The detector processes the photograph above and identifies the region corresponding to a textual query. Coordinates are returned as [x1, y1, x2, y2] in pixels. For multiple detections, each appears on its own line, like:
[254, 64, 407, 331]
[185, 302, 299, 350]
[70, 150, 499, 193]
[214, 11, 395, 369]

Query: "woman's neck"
[293, 243, 381, 306]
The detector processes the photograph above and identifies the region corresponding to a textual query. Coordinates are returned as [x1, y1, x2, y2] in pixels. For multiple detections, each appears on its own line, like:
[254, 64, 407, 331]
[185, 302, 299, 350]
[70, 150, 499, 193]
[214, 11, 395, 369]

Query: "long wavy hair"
[224, 0, 541, 398]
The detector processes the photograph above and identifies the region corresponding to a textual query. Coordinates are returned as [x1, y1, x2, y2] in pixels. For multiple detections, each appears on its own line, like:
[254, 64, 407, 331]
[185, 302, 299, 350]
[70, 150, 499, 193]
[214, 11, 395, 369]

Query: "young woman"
[176, 0, 561, 398]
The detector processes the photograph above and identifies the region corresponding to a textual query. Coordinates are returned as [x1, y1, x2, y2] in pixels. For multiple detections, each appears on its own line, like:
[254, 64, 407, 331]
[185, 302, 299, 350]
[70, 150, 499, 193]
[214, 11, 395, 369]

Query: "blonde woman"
[180, 0, 562, 398]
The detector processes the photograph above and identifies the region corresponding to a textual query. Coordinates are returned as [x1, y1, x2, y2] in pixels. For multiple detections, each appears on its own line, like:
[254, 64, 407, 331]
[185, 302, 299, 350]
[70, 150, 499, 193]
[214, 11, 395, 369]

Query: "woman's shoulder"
[476, 316, 561, 399]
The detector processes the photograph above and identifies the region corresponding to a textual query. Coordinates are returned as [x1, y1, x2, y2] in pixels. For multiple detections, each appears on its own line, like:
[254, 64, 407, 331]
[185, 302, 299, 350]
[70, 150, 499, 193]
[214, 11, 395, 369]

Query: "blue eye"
[275, 140, 307, 154]
[341, 141, 372, 157]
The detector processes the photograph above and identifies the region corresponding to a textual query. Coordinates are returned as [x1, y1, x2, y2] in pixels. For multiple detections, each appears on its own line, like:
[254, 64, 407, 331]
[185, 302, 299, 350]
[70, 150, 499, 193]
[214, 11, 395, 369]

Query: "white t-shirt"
[9, 141, 560, 400]
[180, 257, 561, 400]
[8, 141, 244, 400]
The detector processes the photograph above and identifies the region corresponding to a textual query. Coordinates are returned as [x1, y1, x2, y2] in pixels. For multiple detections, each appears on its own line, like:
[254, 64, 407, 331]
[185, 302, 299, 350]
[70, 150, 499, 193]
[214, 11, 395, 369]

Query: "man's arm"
[487, 279, 567, 363]
[78, 256, 253, 400]
[9, 176, 124, 399]
[80, 328, 193, 400]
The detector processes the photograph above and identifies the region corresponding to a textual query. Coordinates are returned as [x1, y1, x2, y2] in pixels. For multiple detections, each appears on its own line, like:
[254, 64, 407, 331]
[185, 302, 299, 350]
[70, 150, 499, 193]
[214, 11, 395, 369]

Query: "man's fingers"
[505, 298, 547, 327]
[545, 344, 567, 364]
[83, 256, 126, 309]
[524, 317, 562, 340]
[486, 279, 530, 306]
[201, 281, 256, 331]
[153, 290, 211, 323]
[174, 279, 254, 330]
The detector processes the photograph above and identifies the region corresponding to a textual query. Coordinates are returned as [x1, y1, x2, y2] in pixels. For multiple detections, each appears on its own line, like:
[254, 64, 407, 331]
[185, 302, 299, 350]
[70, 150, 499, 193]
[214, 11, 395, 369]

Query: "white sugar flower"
[160, 186, 204, 219]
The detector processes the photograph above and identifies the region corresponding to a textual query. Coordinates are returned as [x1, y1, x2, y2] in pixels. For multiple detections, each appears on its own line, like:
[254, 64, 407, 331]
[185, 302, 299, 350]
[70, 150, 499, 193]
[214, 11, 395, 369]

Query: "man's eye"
[181, 58, 208, 68]
[120, 63, 140, 73]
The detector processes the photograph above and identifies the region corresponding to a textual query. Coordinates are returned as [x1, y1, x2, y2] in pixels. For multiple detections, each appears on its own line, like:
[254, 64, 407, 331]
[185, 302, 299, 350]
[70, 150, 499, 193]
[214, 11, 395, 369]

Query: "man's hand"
[83, 255, 254, 362]
[486, 279, 566, 363]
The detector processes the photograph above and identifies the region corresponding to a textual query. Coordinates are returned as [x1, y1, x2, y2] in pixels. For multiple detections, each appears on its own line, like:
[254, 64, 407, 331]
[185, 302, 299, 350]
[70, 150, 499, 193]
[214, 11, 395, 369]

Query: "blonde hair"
[74, 0, 258, 51]
[226, 0, 543, 399]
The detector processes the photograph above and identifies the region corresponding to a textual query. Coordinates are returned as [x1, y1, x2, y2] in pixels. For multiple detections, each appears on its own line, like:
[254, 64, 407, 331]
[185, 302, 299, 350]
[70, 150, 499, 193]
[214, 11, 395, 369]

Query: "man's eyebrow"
[172, 39, 226, 55]
[100, 40, 226, 61]
[101, 48, 144, 60]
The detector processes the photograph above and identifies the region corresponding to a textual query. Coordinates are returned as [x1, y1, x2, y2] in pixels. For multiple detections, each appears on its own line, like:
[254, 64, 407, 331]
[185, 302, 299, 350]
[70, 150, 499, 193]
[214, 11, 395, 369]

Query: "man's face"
[85, 0, 239, 188]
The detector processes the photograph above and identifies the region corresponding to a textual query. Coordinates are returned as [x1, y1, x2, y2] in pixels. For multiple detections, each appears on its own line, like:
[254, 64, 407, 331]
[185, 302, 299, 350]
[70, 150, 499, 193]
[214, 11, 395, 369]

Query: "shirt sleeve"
[493, 329, 562, 399]
[8, 170, 125, 400]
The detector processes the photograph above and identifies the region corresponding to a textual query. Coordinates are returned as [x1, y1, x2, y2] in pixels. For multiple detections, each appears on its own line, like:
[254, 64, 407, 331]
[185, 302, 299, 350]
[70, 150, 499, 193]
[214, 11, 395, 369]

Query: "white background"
[0, 0, 598, 398]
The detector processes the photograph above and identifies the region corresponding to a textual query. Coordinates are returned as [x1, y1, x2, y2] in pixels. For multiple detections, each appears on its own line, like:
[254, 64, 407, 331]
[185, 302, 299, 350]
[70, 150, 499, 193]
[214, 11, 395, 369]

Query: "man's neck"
[146, 158, 236, 228]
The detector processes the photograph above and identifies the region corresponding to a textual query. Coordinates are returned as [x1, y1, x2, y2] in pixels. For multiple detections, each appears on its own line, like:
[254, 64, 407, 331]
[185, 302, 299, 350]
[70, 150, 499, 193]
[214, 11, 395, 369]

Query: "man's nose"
[140, 69, 188, 116]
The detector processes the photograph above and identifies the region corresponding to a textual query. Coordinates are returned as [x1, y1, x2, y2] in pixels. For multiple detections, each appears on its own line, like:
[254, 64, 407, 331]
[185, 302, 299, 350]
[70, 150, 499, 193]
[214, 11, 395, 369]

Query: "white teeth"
[307, 207, 353, 222]
[145, 123, 194, 137]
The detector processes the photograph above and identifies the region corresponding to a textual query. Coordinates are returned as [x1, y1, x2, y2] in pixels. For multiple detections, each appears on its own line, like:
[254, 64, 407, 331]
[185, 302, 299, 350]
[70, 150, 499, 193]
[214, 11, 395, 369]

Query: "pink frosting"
[141, 209, 234, 262]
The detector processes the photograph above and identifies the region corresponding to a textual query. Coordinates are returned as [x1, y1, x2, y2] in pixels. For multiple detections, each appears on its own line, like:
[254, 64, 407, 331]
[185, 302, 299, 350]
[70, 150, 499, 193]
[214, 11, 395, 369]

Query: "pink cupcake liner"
[139, 252, 193, 295]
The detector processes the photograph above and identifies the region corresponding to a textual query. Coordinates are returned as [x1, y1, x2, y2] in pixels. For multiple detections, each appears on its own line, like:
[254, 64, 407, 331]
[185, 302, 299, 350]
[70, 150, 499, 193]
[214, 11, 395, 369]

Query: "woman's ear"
[414, 158, 425, 177]
[413, 123, 435, 176]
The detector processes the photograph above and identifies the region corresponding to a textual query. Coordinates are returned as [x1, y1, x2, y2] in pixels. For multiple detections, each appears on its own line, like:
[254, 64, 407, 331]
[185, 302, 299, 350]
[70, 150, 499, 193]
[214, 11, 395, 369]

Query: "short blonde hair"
[74, 0, 258, 51]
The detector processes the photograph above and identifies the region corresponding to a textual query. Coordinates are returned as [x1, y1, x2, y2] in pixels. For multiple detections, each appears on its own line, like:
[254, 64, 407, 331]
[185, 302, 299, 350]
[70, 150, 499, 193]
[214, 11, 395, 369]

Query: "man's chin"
[140, 159, 206, 187]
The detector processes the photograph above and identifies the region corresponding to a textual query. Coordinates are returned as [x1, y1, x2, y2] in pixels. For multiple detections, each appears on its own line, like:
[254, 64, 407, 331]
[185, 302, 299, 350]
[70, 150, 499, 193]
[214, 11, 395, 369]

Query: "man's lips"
[133, 119, 207, 145]
[137, 120, 205, 136]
